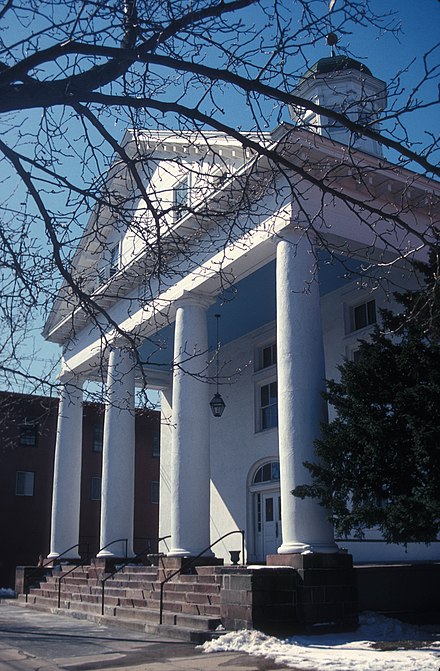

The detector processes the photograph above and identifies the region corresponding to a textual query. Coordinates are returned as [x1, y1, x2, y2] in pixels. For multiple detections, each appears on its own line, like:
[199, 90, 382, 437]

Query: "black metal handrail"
[57, 537, 128, 608]
[159, 530, 245, 625]
[24, 543, 83, 603]
[100, 535, 171, 615]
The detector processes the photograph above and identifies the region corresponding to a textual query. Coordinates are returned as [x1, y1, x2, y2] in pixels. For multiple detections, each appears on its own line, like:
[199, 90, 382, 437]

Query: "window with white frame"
[258, 342, 277, 370]
[259, 380, 278, 430]
[351, 299, 376, 332]
[253, 461, 280, 484]
[352, 348, 362, 363]
[16, 471, 35, 496]
[173, 176, 189, 220]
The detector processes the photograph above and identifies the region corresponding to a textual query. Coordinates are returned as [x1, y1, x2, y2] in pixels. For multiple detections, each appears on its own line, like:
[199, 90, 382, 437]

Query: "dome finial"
[326, 32, 338, 58]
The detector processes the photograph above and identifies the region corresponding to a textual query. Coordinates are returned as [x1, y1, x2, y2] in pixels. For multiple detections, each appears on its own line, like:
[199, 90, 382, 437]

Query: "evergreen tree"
[293, 247, 440, 544]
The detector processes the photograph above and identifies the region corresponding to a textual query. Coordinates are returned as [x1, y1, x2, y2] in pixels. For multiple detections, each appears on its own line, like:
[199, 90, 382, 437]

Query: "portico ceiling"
[136, 252, 364, 385]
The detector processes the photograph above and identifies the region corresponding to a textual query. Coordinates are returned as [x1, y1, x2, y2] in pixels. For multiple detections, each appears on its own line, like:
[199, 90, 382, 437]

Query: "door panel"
[262, 492, 281, 558]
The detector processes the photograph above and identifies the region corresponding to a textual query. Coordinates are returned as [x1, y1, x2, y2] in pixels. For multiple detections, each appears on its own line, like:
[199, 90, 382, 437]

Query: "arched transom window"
[252, 461, 280, 485]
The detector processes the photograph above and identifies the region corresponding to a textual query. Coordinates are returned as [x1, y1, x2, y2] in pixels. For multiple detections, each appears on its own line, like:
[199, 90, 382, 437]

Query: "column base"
[46, 551, 80, 562]
[161, 555, 223, 573]
[167, 547, 214, 558]
[267, 551, 353, 569]
[96, 547, 134, 560]
[92, 556, 134, 573]
[277, 541, 339, 555]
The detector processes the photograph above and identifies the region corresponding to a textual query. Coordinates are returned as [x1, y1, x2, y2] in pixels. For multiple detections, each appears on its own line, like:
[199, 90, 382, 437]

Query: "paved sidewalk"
[0, 602, 284, 671]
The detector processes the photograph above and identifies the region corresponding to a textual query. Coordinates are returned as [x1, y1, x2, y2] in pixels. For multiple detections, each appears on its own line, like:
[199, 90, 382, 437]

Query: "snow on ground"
[201, 612, 440, 671]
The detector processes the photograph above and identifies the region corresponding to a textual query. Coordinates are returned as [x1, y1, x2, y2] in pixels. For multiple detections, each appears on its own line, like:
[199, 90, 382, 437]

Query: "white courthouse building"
[43, 56, 440, 567]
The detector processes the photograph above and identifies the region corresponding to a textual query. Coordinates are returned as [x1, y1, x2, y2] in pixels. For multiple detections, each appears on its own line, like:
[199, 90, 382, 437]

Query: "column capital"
[174, 290, 214, 311]
[57, 370, 84, 386]
[106, 331, 139, 351]
[273, 224, 313, 247]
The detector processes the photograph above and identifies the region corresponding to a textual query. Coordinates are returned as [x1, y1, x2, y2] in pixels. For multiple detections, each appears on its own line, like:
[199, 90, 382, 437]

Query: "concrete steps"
[16, 563, 224, 642]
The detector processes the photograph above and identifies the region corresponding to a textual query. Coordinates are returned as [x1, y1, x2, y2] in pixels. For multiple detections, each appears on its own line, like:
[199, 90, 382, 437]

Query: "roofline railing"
[159, 530, 245, 625]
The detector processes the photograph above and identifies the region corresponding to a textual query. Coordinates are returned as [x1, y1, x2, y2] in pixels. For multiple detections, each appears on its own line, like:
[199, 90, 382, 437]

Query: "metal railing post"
[159, 582, 165, 625]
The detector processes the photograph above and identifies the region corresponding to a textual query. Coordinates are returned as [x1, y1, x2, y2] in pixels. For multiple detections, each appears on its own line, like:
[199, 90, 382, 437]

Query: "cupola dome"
[290, 54, 387, 157]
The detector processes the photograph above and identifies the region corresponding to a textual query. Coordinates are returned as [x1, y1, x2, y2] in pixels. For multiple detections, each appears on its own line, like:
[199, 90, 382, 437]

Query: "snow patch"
[201, 612, 440, 671]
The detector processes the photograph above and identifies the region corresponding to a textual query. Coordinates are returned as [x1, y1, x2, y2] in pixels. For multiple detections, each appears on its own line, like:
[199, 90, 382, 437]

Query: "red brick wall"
[0, 392, 160, 587]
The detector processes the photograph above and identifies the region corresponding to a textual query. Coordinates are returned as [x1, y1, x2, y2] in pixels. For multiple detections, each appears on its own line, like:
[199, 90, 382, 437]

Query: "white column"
[48, 374, 83, 560]
[276, 228, 338, 554]
[168, 292, 212, 557]
[97, 342, 136, 558]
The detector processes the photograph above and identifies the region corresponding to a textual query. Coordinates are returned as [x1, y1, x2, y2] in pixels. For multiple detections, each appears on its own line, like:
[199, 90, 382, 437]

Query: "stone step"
[181, 602, 221, 617]
[113, 605, 221, 632]
[44, 576, 100, 588]
[96, 579, 154, 589]
[118, 569, 159, 579]
[39, 583, 221, 607]
[57, 606, 222, 643]
[171, 573, 222, 585]
[17, 562, 227, 644]
[120, 564, 160, 572]
[24, 587, 221, 617]
[54, 576, 89, 585]
[70, 593, 120, 607]
[195, 566, 225, 576]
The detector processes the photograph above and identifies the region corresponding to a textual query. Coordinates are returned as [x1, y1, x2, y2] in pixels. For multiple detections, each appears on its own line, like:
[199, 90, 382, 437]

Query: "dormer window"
[173, 176, 190, 221]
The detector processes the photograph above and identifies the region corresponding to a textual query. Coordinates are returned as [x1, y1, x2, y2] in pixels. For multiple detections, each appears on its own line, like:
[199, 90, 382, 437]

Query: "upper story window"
[19, 422, 38, 447]
[173, 176, 189, 220]
[151, 430, 160, 457]
[351, 299, 376, 332]
[92, 423, 104, 452]
[90, 476, 102, 501]
[109, 242, 120, 277]
[259, 342, 277, 370]
[97, 241, 121, 284]
[260, 381, 278, 431]
[16, 471, 35, 496]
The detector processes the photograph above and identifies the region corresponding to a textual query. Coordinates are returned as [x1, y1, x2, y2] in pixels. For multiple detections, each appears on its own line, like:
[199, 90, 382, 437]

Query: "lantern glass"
[210, 392, 226, 418]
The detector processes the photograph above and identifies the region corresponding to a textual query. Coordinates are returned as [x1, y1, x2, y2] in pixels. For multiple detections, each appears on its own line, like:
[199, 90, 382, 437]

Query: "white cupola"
[290, 55, 387, 157]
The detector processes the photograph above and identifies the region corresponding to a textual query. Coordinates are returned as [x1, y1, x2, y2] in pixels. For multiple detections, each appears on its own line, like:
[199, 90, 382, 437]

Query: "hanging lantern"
[210, 314, 226, 417]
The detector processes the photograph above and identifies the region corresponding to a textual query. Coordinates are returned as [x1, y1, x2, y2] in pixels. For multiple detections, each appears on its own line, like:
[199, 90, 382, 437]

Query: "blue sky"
[1, 0, 438, 396]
